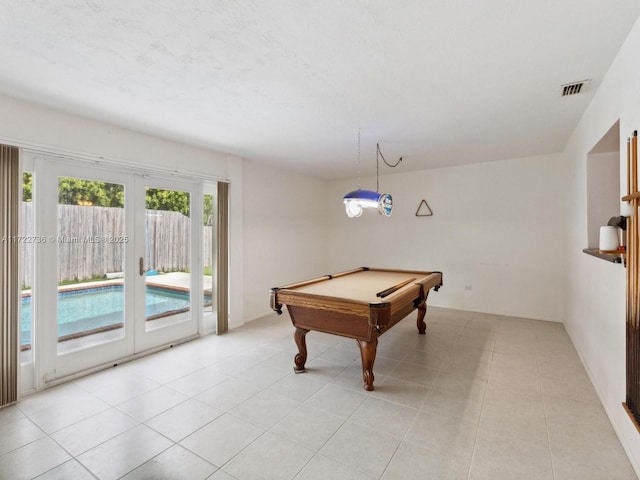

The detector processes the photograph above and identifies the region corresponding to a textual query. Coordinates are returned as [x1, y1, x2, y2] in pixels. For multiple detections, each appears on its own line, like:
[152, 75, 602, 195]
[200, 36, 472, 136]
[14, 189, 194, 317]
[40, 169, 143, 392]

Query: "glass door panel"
[20, 171, 34, 365]
[144, 186, 191, 330]
[56, 177, 126, 354]
[134, 178, 199, 353]
[31, 159, 135, 382]
[203, 192, 214, 314]
[202, 186, 217, 334]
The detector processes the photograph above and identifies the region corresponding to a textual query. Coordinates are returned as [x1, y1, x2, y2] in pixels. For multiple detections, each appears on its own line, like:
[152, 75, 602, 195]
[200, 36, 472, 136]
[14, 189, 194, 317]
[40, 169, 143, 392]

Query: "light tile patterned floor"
[0, 307, 637, 479]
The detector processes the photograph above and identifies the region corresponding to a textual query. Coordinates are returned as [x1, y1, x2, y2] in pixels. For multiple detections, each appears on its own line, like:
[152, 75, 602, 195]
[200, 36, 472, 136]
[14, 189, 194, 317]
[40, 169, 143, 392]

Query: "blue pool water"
[20, 285, 201, 345]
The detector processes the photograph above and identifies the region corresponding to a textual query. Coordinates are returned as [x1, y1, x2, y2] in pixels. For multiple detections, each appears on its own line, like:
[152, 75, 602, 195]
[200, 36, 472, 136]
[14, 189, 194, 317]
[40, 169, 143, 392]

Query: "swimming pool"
[20, 284, 206, 346]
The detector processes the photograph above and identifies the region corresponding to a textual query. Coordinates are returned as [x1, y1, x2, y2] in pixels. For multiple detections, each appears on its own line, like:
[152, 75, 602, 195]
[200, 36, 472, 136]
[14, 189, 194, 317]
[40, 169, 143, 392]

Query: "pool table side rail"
[383, 273, 441, 319]
[287, 304, 375, 341]
[273, 267, 367, 292]
[272, 290, 371, 316]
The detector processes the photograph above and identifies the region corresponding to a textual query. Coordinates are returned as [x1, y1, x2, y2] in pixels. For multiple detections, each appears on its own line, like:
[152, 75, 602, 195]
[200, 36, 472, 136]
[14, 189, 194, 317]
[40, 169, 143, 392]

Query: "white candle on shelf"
[599, 226, 620, 251]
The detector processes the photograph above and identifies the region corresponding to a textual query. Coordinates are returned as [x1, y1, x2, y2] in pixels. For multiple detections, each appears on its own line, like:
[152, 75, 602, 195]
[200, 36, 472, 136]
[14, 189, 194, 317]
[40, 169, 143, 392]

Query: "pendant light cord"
[357, 130, 361, 190]
[376, 143, 403, 192]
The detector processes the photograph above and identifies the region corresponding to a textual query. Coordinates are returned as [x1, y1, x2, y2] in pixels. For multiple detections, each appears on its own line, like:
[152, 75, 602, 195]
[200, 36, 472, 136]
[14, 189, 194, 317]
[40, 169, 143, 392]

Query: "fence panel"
[145, 209, 190, 272]
[20, 203, 209, 285]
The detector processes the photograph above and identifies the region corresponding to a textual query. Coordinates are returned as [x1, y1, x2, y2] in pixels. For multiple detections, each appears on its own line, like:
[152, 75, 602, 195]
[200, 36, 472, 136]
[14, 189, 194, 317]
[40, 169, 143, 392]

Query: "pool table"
[270, 267, 443, 391]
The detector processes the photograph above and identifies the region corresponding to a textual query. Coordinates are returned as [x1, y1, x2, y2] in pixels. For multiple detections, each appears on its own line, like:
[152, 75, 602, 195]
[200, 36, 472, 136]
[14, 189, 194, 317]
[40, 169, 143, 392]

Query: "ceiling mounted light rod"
[343, 135, 403, 218]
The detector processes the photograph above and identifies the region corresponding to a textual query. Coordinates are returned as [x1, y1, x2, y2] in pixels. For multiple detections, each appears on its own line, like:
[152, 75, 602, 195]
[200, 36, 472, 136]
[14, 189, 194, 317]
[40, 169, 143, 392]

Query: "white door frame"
[28, 155, 204, 387]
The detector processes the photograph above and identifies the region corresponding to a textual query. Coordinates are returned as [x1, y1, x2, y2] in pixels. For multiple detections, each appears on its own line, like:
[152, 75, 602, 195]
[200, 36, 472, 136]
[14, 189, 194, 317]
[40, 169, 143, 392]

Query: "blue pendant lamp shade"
[343, 189, 393, 218]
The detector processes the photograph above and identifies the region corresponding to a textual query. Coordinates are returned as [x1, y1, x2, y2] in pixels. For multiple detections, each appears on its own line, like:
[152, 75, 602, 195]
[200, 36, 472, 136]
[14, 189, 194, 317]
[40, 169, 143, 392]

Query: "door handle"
[139, 257, 145, 276]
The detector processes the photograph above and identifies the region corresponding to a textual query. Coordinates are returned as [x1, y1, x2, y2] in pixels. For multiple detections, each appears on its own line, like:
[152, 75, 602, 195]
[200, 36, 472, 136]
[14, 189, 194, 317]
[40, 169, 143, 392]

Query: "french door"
[132, 175, 202, 353]
[30, 157, 203, 383]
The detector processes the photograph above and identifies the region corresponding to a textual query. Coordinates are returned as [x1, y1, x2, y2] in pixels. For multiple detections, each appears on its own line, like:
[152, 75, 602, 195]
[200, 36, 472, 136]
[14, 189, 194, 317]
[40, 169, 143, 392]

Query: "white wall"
[563, 16, 640, 475]
[242, 159, 329, 321]
[0, 94, 232, 178]
[586, 151, 621, 248]
[227, 158, 245, 330]
[328, 153, 568, 322]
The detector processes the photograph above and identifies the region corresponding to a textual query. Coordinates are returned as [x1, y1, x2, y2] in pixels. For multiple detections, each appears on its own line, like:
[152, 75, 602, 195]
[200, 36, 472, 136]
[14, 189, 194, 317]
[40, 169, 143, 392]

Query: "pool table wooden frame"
[270, 267, 443, 391]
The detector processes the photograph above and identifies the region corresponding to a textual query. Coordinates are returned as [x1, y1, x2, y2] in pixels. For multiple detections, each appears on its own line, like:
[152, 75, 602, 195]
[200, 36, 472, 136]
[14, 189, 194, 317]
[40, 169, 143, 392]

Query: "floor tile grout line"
[315, 381, 394, 480]
[228, 380, 353, 480]
[538, 354, 558, 480]
[72, 421, 177, 479]
[465, 342, 493, 480]
[108, 375, 263, 479]
[36, 364, 256, 478]
[377, 388, 424, 479]
[114, 437, 219, 480]
[377, 322, 458, 479]
[179, 359, 330, 479]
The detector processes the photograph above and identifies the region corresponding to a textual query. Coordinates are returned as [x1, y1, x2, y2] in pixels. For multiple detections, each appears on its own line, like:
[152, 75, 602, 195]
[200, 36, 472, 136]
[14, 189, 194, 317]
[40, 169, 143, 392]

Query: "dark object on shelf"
[608, 216, 627, 230]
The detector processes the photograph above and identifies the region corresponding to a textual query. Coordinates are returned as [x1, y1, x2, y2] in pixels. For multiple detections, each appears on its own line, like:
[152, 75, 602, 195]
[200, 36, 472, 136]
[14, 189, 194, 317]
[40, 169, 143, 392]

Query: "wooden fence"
[20, 203, 212, 286]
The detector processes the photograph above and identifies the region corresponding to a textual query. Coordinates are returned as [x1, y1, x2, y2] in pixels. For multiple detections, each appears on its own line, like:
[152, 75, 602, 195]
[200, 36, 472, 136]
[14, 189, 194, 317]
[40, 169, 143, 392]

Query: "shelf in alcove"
[582, 248, 624, 264]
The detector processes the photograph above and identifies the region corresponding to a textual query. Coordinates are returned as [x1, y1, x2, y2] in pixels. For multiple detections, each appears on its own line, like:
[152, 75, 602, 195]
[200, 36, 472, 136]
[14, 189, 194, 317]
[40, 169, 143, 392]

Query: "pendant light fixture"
[343, 189, 392, 218]
[343, 132, 403, 218]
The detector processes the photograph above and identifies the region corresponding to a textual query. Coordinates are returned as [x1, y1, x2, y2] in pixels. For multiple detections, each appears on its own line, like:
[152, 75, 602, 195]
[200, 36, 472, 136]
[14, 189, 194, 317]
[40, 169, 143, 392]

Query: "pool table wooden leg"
[358, 338, 378, 391]
[416, 288, 431, 334]
[293, 327, 309, 373]
[416, 300, 427, 334]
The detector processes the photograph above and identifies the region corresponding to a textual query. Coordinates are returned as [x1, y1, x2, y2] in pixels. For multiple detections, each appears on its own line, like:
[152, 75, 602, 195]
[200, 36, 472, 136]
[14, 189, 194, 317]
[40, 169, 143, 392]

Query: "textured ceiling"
[1, 1, 639, 179]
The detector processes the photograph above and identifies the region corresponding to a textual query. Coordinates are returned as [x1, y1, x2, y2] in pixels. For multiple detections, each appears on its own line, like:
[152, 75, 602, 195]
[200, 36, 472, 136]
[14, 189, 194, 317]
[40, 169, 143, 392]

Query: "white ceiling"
[1, 1, 639, 179]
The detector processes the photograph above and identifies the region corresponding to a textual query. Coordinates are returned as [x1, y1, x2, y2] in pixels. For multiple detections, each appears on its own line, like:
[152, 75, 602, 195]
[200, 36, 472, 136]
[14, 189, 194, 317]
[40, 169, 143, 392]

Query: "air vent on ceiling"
[561, 80, 590, 96]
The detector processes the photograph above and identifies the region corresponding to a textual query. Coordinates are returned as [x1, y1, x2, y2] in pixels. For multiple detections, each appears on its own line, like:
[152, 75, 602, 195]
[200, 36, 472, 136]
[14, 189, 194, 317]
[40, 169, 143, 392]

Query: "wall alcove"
[584, 120, 623, 263]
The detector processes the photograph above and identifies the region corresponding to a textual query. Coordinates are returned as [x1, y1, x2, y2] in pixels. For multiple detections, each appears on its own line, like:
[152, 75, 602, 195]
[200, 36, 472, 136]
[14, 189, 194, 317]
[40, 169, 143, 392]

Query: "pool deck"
[22, 272, 212, 296]
[147, 272, 212, 292]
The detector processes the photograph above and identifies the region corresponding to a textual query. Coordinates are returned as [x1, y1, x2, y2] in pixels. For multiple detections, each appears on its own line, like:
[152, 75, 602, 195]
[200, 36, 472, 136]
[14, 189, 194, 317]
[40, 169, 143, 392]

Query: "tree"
[204, 194, 214, 225]
[23, 175, 212, 219]
[145, 188, 190, 216]
[22, 172, 32, 202]
[57, 178, 124, 207]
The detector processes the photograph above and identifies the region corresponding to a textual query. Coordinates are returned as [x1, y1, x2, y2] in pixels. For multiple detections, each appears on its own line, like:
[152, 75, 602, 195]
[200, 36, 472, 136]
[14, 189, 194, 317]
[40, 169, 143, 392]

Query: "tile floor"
[0, 307, 637, 480]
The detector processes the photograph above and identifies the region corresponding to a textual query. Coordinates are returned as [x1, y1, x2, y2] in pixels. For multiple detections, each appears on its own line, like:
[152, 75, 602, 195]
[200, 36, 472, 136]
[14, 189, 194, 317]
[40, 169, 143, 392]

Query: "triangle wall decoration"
[415, 199, 433, 217]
